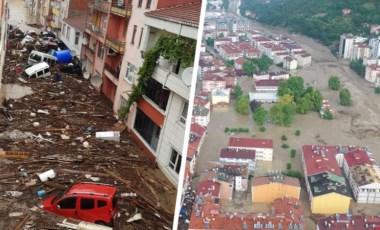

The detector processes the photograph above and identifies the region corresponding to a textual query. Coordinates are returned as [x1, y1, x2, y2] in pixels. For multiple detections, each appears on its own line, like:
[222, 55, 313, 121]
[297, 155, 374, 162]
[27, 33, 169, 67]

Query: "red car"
[42, 183, 118, 226]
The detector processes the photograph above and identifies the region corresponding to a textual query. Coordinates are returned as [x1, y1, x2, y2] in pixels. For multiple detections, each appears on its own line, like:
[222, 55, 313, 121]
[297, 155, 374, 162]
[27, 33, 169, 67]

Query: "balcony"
[85, 48, 95, 62]
[104, 63, 119, 79]
[86, 22, 105, 37]
[89, 0, 110, 13]
[105, 35, 125, 54]
[110, 1, 132, 18]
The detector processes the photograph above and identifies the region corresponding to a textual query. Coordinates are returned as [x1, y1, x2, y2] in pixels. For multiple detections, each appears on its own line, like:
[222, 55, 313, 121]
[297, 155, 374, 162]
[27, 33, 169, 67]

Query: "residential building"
[369, 37, 380, 58]
[316, 214, 380, 230]
[283, 56, 297, 70]
[365, 64, 380, 83]
[234, 57, 246, 70]
[228, 137, 273, 161]
[342, 149, 380, 204]
[254, 80, 279, 92]
[213, 37, 231, 50]
[249, 92, 279, 103]
[302, 145, 352, 214]
[295, 52, 312, 68]
[198, 59, 216, 79]
[0, 0, 8, 101]
[202, 74, 226, 92]
[194, 92, 211, 110]
[192, 106, 210, 127]
[251, 175, 300, 203]
[219, 148, 256, 172]
[351, 43, 371, 61]
[211, 88, 230, 107]
[253, 71, 270, 81]
[339, 34, 367, 59]
[197, 180, 221, 197]
[218, 43, 242, 60]
[269, 71, 290, 80]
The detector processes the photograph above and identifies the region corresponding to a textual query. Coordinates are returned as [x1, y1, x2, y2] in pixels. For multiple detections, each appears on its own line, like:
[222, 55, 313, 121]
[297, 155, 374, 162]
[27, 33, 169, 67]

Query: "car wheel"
[95, 220, 107, 226]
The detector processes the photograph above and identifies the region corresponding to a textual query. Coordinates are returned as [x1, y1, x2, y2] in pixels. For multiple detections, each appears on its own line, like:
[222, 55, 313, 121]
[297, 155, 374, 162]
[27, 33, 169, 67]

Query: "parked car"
[41, 183, 118, 226]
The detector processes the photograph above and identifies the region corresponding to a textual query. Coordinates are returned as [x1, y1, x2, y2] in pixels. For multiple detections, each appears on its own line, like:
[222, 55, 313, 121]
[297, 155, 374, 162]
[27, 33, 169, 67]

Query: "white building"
[342, 150, 380, 204]
[254, 80, 279, 93]
[351, 43, 371, 61]
[369, 37, 380, 58]
[219, 148, 256, 172]
[339, 34, 367, 59]
[60, 12, 87, 61]
[295, 52, 312, 68]
[228, 137, 273, 161]
[192, 106, 210, 127]
[365, 64, 380, 83]
[211, 88, 230, 107]
[283, 56, 298, 70]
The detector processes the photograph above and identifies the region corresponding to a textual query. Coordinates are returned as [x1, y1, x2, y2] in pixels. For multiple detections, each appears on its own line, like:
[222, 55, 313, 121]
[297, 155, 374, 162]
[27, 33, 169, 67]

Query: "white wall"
[60, 22, 83, 58]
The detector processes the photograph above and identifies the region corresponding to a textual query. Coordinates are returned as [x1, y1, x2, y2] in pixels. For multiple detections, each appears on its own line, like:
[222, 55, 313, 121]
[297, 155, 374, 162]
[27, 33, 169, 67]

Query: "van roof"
[24, 62, 50, 75]
[30, 50, 57, 59]
[67, 183, 117, 198]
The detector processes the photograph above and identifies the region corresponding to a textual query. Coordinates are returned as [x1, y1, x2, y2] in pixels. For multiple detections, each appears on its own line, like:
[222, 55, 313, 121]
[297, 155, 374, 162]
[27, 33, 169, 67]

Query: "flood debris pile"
[0, 29, 175, 229]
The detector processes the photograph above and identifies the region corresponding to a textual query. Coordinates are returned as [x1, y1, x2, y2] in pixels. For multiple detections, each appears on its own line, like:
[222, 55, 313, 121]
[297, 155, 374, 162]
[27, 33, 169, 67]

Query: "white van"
[28, 50, 57, 66]
[24, 62, 52, 78]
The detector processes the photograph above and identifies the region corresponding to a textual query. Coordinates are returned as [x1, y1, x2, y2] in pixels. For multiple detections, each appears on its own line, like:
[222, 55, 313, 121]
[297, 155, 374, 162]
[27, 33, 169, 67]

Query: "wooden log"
[43, 181, 69, 190]
[14, 214, 31, 230]
[0, 151, 29, 159]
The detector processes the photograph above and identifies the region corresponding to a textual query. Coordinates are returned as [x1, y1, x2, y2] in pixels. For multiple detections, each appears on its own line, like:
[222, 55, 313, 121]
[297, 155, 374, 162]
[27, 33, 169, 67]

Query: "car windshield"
[51, 190, 67, 204]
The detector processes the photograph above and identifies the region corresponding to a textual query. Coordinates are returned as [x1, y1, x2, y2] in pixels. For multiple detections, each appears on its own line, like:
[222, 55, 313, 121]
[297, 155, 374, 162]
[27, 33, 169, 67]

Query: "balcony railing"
[89, 0, 110, 13]
[86, 22, 105, 37]
[105, 35, 125, 54]
[110, 1, 132, 18]
[104, 63, 119, 79]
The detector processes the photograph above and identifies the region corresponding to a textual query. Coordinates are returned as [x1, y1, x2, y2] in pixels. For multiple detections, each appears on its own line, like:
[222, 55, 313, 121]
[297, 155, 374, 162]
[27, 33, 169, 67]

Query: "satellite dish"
[181, 67, 193, 87]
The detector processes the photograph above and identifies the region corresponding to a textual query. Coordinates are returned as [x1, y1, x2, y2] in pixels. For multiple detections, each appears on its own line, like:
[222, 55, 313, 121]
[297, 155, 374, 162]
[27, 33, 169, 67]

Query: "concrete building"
[283, 56, 297, 70]
[269, 71, 290, 80]
[228, 137, 273, 161]
[365, 64, 380, 83]
[219, 148, 256, 172]
[295, 52, 312, 68]
[302, 145, 352, 214]
[316, 214, 380, 230]
[249, 92, 279, 103]
[351, 43, 371, 61]
[251, 175, 300, 203]
[253, 71, 270, 81]
[194, 92, 211, 110]
[192, 106, 210, 127]
[254, 80, 279, 92]
[198, 59, 216, 79]
[339, 34, 367, 59]
[369, 37, 380, 58]
[342, 150, 380, 204]
[202, 74, 226, 92]
[210, 88, 230, 107]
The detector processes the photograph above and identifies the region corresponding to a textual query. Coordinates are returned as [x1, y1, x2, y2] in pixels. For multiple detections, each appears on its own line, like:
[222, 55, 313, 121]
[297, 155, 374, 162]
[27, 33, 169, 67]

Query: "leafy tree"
[282, 144, 289, 149]
[281, 135, 287, 141]
[242, 60, 256, 76]
[218, 33, 225, 38]
[206, 38, 214, 47]
[290, 149, 296, 158]
[225, 60, 234, 68]
[259, 126, 266, 132]
[303, 90, 323, 112]
[339, 88, 352, 106]
[296, 97, 311, 114]
[234, 84, 243, 98]
[224, 127, 230, 133]
[287, 163, 292, 170]
[349, 59, 365, 77]
[278, 76, 304, 102]
[323, 109, 334, 120]
[269, 103, 296, 127]
[250, 55, 273, 72]
[328, 76, 341, 90]
[375, 87, 380, 94]
[295, 130, 301, 136]
[279, 94, 294, 105]
[253, 107, 268, 126]
[235, 96, 250, 115]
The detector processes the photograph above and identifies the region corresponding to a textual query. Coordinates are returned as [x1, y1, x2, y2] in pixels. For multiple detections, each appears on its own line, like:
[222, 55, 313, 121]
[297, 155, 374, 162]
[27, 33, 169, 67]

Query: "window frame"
[137, 0, 143, 7]
[146, 0, 152, 9]
[131, 25, 137, 44]
[179, 101, 188, 125]
[57, 197, 77, 209]
[80, 198, 95, 210]
[169, 148, 182, 174]
[125, 62, 135, 84]
[138, 28, 144, 48]
[74, 31, 80, 45]
[66, 26, 71, 40]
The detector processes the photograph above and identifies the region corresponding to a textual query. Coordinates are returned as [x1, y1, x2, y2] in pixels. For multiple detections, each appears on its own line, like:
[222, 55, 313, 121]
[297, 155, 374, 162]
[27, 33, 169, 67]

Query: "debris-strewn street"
[0, 27, 176, 230]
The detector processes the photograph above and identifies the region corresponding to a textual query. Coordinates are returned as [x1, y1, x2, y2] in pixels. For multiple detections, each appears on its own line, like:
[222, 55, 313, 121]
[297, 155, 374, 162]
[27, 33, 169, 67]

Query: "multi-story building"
[192, 106, 210, 127]
[365, 64, 380, 83]
[202, 74, 226, 92]
[316, 214, 380, 230]
[302, 145, 352, 214]
[351, 43, 371, 61]
[210, 88, 230, 107]
[369, 37, 380, 58]
[254, 80, 279, 92]
[219, 148, 256, 172]
[283, 56, 297, 70]
[228, 137, 273, 161]
[342, 149, 380, 204]
[0, 0, 8, 101]
[251, 175, 300, 203]
[339, 34, 367, 59]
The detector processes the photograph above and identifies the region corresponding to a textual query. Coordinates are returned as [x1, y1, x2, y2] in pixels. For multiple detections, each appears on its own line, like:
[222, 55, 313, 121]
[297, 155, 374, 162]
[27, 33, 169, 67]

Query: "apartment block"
[228, 137, 273, 161]
[316, 214, 380, 230]
[219, 148, 256, 172]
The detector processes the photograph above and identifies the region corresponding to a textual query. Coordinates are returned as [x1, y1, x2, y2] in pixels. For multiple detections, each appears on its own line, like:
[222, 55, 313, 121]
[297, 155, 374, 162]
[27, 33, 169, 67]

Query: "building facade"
[251, 176, 300, 203]
[228, 137, 273, 161]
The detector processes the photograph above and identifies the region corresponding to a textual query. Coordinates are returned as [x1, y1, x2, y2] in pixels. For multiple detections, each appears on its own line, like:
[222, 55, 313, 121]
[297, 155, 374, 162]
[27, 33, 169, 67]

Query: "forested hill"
[240, 0, 380, 45]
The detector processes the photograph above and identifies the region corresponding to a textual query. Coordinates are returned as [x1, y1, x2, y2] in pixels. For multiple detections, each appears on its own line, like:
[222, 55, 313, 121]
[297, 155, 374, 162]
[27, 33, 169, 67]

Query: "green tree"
[295, 130, 301, 136]
[287, 163, 292, 170]
[278, 76, 304, 102]
[290, 149, 296, 158]
[206, 38, 214, 46]
[224, 127, 230, 133]
[339, 88, 352, 106]
[242, 60, 256, 76]
[235, 96, 250, 115]
[234, 84, 243, 98]
[323, 109, 334, 120]
[281, 135, 287, 141]
[282, 144, 289, 149]
[303, 90, 323, 112]
[225, 60, 234, 68]
[375, 87, 380, 94]
[349, 59, 365, 77]
[253, 107, 267, 126]
[296, 97, 310, 114]
[259, 126, 266, 132]
[269, 103, 296, 127]
[328, 76, 341, 90]
[218, 33, 225, 38]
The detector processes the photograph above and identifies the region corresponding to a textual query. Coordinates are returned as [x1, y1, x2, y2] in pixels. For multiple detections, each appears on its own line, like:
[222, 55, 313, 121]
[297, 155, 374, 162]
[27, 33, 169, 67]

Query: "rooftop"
[63, 11, 88, 32]
[228, 137, 273, 149]
[302, 145, 341, 176]
[190, 122, 207, 137]
[192, 106, 210, 116]
[316, 214, 380, 230]
[235, 57, 246, 65]
[273, 197, 305, 227]
[350, 164, 380, 186]
[255, 80, 279, 87]
[307, 172, 351, 198]
[144, 1, 201, 28]
[252, 176, 300, 188]
[220, 148, 256, 160]
[197, 180, 221, 197]
[344, 149, 372, 167]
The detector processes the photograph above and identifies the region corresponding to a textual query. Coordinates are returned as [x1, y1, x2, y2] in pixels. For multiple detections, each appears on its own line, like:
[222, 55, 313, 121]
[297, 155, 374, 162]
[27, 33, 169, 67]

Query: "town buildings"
[228, 137, 273, 161]
[339, 33, 368, 59]
[219, 148, 256, 172]
[316, 214, 380, 230]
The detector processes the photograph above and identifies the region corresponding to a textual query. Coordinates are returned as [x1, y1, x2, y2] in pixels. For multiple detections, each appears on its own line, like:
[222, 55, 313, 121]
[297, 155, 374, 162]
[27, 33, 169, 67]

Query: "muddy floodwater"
[194, 20, 380, 230]
[8, 0, 41, 32]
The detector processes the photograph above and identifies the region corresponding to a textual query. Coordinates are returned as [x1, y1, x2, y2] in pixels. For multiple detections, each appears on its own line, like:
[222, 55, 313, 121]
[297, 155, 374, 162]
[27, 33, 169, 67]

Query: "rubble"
[0, 28, 176, 229]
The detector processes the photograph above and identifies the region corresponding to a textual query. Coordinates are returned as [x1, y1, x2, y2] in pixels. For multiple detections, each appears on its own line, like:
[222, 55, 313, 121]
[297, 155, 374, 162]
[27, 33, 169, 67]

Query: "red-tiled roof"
[344, 149, 372, 167]
[220, 148, 256, 160]
[197, 180, 221, 197]
[255, 79, 279, 87]
[235, 57, 246, 65]
[273, 197, 304, 227]
[302, 145, 341, 176]
[144, 1, 201, 28]
[228, 137, 273, 149]
[190, 122, 206, 137]
[63, 11, 88, 32]
[252, 176, 300, 187]
[316, 214, 380, 230]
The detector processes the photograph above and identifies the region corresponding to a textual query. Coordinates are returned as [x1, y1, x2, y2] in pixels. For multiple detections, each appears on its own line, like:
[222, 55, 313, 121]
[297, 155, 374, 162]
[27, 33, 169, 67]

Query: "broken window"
[80, 198, 94, 210]
[58, 197, 77, 209]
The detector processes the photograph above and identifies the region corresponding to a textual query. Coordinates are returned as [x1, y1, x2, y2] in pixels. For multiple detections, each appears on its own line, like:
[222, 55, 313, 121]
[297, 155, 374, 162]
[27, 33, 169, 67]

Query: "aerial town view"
[179, 0, 380, 230]
[0, 0, 201, 229]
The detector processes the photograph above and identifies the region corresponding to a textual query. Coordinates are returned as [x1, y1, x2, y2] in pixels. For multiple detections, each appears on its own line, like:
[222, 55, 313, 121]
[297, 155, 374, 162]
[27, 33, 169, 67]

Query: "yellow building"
[307, 172, 352, 214]
[251, 176, 300, 203]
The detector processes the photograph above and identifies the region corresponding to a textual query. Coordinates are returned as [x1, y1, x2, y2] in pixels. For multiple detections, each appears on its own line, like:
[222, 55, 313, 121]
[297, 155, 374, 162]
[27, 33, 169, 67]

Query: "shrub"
[375, 87, 380, 94]
[290, 149, 296, 158]
[295, 130, 301, 136]
[287, 163, 292, 170]
[231, 128, 238, 133]
[259, 126, 266, 132]
[281, 143, 289, 149]
[238, 128, 245, 132]
[281, 135, 287, 141]
[244, 128, 249, 133]
[224, 127, 230, 133]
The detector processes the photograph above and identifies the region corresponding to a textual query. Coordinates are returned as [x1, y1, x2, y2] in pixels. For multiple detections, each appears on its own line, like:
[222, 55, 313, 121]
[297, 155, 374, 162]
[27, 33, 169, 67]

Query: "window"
[134, 108, 161, 151]
[172, 59, 182, 74]
[145, 78, 170, 111]
[125, 63, 135, 84]
[98, 200, 107, 208]
[37, 70, 44, 77]
[131, 25, 137, 44]
[58, 197, 77, 209]
[138, 28, 144, 48]
[169, 149, 182, 174]
[75, 32, 80, 45]
[97, 44, 104, 59]
[80, 198, 94, 210]
[146, 0, 152, 9]
[137, 0, 143, 7]
[66, 26, 71, 40]
[62, 24, 66, 38]
[180, 101, 188, 124]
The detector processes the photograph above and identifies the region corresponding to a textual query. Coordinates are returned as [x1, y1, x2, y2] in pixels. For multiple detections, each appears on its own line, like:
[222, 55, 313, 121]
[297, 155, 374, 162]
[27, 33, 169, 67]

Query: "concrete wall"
[60, 21, 83, 58]
[252, 183, 300, 203]
[311, 193, 351, 214]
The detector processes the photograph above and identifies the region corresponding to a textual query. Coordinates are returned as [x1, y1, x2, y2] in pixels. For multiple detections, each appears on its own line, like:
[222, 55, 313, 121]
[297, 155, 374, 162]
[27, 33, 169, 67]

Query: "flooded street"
[8, 0, 41, 32]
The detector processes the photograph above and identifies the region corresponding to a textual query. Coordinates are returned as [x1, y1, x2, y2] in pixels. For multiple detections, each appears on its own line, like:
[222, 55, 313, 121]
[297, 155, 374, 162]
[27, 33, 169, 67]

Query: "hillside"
[240, 0, 380, 45]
